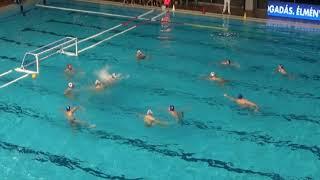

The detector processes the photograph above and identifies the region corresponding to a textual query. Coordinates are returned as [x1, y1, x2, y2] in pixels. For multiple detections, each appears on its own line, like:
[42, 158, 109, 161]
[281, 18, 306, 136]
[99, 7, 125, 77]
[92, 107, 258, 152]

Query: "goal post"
[15, 52, 39, 74]
[15, 37, 78, 75]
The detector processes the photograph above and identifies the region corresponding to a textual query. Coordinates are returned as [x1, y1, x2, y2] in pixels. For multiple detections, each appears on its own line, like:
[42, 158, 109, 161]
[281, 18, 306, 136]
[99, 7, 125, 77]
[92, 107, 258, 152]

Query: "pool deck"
[76, 0, 320, 29]
[0, 0, 319, 29]
[0, 1, 12, 8]
[0, 0, 37, 18]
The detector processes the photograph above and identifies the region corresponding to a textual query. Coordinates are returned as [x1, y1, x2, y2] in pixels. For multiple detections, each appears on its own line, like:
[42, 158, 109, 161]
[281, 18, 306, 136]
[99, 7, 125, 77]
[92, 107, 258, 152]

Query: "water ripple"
[0, 140, 142, 180]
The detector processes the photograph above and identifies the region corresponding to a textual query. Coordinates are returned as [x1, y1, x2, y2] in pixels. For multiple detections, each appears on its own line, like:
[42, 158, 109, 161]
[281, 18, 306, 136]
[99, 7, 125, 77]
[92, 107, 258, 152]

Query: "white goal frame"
[16, 37, 78, 74]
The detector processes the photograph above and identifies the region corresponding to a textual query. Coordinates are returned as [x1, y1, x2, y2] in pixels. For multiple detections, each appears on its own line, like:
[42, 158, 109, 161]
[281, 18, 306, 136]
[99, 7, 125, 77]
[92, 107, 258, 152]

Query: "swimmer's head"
[238, 94, 243, 99]
[95, 79, 101, 86]
[111, 73, 117, 79]
[147, 109, 153, 115]
[137, 50, 141, 54]
[227, 60, 231, 64]
[161, 16, 168, 22]
[66, 64, 73, 71]
[169, 105, 175, 111]
[66, 106, 71, 111]
[210, 72, 216, 77]
[68, 82, 74, 89]
[278, 64, 284, 69]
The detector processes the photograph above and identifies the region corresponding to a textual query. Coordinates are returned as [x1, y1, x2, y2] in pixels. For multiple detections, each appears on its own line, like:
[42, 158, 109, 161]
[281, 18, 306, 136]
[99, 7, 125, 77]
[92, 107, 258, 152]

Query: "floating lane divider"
[36, 4, 137, 19]
[183, 23, 228, 31]
[35, 4, 227, 31]
[0, 70, 13, 78]
[78, 11, 166, 53]
[80, 24, 122, 44]
[35, 3, 151, 21]
[78, 25, 136, 53]
[0, 74, 29, 89]
[59, 24, 123, 53]
[60, 9, 155, 52]
[151, 11, 167, 21]
[137, 9, 154, 19]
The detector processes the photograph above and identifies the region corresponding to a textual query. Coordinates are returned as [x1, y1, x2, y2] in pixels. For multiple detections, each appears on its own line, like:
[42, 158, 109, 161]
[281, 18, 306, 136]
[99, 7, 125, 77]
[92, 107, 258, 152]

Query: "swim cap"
[137, 50, 141, 54]
[67, 64, 72, 70]
[147, 109, 153, 115]
[238, 94, 243, 99]
[112, 73, 116, 79]
[279, 64, 284, 68]
[169, 105, 175, 111]
[66, 106, 71, 111]
[227, 60, 231, 64]
[210, 72, 215, 77]
[68, 82, 74, 88]
[95, 80, 101, 85]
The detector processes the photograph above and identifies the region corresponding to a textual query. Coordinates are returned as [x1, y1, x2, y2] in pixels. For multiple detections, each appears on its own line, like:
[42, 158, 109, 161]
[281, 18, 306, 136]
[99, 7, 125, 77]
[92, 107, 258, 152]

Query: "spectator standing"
[222, 0, 231, 15]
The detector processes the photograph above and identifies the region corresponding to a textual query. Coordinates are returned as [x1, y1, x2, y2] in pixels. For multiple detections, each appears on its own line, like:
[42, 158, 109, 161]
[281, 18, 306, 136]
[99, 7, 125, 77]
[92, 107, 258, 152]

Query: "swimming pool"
[0, 0, 319, 179]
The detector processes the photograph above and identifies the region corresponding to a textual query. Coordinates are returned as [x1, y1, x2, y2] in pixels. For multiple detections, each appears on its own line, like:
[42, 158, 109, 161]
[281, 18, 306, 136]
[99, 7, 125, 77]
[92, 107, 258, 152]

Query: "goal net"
[15, 37, 78, 74]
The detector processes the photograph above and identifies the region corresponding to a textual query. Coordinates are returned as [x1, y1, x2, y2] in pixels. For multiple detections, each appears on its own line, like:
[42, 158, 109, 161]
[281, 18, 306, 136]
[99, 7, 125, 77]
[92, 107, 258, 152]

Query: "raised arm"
[224, 93, 236, 102]
[251, 103, 259, 112]
[71, 106, 79, 113]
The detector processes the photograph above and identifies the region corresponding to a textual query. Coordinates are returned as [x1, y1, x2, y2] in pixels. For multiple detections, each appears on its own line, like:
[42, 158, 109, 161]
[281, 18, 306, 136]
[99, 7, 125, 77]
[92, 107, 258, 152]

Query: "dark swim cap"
[238, 94, 243, 99]
[169, 105, 175, 111]
[66, 106, 71, 111]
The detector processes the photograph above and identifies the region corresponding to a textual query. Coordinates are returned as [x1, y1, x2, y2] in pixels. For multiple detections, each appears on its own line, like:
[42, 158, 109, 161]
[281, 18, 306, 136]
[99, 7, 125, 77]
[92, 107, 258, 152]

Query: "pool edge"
[75, 0, 320, 29]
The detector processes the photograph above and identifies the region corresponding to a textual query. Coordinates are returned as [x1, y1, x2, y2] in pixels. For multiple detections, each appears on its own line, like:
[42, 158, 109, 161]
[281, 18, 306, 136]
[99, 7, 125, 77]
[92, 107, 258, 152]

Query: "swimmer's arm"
[64, 88, 74, 95]
[252, 103, 259, 111]
[246, 101, 259, 112]
[224, 94, 236, 102]
[71, 107, 79, 113]
[73, 119, 96, 128]
[219, 78, 228, 83]
[231, 63, 240, 68]
[153, 119, 168, 126]
[200, 75, 213, 81]
[249, 103, 259, 112]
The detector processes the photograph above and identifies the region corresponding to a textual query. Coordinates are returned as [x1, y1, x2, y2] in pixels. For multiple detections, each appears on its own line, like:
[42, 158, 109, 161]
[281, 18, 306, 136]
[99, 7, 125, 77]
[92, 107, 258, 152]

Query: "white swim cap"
[95, 80, 101, 85]
[210, 72, 215, 77]
[147, 109, 153, 115]
[68, 82, 74, 88]
[112, 73, 116, 78]
[137, 50, 141, 54]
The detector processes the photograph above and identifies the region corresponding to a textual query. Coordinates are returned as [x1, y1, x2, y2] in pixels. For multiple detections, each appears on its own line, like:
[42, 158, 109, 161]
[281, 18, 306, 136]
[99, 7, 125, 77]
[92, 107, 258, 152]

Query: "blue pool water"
[0, 0, 319, 179]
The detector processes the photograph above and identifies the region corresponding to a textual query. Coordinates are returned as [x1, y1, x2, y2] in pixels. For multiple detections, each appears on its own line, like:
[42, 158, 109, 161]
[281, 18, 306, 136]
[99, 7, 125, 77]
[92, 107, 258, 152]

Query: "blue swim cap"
[238, 94, 243, 99]
[169, 105, 175, 111]
[66, 106, 71, 111]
